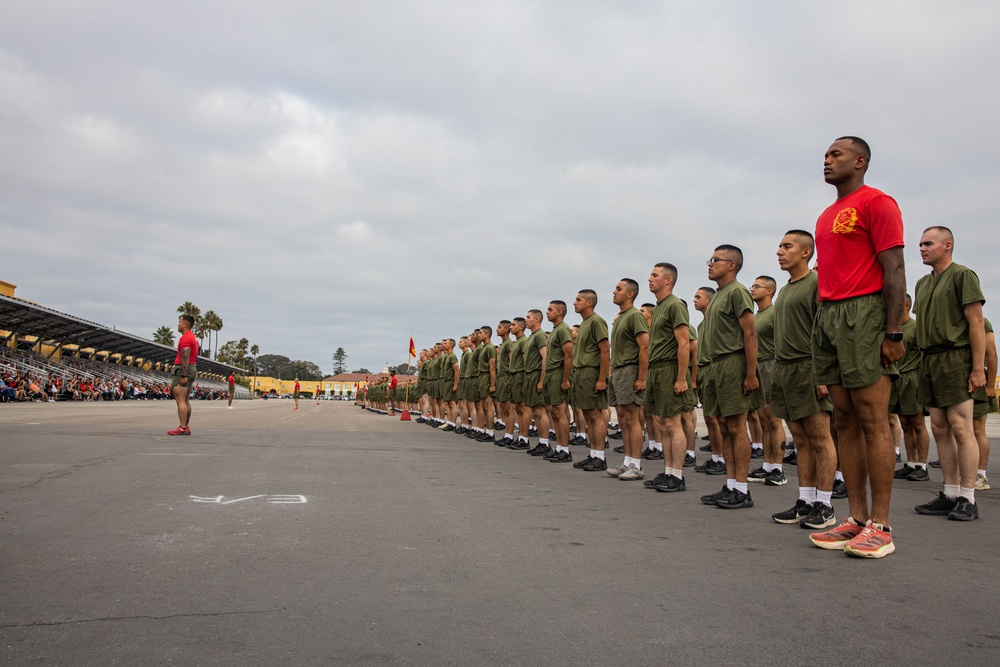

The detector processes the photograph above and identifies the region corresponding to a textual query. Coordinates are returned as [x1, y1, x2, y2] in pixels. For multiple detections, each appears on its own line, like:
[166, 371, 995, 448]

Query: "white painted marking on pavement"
[189, 494, 308, 504]
[268, 495, 307, 504]
[221, 494, 268, 504]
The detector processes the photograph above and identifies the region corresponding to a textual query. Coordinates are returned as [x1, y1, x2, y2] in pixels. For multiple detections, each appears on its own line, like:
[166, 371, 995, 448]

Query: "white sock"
[557, 445, 569, 453]
[712, 455, 723, 463]
[633, 459, 641, 469]
[448, 421, 455, 427]
[978, 469, 988, 477]
[623, 457, 633, 466]
[752, 442, 762, 449]
[800, 486, 817, 503]
[486, 429, 494, 437]
[944, 483, 960, 499]
[519, 436, 528, 443]
[726, 478, 736, 490]
[733, 481, 748, 494]
[960, 487, 976, 503]
[895, 447, 900, 454]
[914, 462, 926, 469]
[592, 449, 605, 460]
[651, 440, 662, 451]
[686, 449, 695, 458]
[763, 462, 776, 473]
[539, 438, 549, 445]
[835, 470, 845, 482]
[581, 434, 589, 442]
[816, 490, 833, 506]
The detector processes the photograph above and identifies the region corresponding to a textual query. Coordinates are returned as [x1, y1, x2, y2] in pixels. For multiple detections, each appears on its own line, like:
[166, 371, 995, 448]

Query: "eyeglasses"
[750, 284, 766, 290]
[706, 257, 732, 266]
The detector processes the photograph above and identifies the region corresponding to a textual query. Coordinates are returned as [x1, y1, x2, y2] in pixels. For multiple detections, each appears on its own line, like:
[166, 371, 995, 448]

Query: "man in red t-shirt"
[293, 378, 301, 410]
[169, 315, 199, 435]
[807, 136, 906, 559]
[227, 374, 236, 409]
[388, 369, 399, 415]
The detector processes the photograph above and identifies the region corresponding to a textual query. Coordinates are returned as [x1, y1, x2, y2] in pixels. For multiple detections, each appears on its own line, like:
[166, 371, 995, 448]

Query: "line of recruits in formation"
[362, 136, 997, 560]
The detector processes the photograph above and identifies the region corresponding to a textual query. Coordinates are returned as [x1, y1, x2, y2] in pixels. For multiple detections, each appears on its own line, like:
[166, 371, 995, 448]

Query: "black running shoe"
[644, 472, 670, 488]
[612, 445, 625, 454]
[475, 432, 494, 443]
[915, 492, 957, 515]
[799, 502, 836, 529]
[528, 428, 539, 437]
[508, 440, 531, 450]
[530, 446, 553, 458]
[699, 443, 712, 452]
[683, 453, 696, 468]
[694, 459, 712, 473]
[750, 447, 764, 460]
[782, 451, 797, 466]
[716, 488, 753, 509]
[442, 424, 456, 432]
[832, 479, 847, 499]
[495, 437, 512, 447]
[573, 455, 595, 469]
[895, 452, 901, 462]
[894, 464, 915, 479]
[748, 466, 768, 483]
[701, 485, 732, 506]
[543, 448, 560, 460]
[582, 457, 608, 472]
[947, 497, 979, 521]
[772, 499, 812, 524]
[705, 460, 727, 475]
[647, 449, 664, 461]
[906, 466, 929, 482]
[548, 450, 573, 463]
[929, 459, 941, 468]
[609, 430, 623, 440]
[764, 469, 788, 486]
[654, 474, 686, 493]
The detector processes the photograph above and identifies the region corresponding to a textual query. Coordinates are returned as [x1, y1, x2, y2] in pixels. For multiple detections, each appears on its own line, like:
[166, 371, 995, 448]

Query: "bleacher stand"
[0, 347, 252, 404]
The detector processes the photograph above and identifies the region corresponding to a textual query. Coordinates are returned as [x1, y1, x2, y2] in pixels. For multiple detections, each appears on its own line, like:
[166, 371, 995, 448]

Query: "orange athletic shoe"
[167, 426, 190, 436]
[808, 516, 864, 550]
[844, 521, 895, 559]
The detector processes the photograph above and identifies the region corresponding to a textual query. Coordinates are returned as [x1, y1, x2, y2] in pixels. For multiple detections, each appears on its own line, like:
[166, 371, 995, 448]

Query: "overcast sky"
[2, 1, 997, 375]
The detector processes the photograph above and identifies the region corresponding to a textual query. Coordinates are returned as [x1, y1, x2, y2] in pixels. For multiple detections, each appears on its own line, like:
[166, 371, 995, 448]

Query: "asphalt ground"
[2, 400, 999, 666]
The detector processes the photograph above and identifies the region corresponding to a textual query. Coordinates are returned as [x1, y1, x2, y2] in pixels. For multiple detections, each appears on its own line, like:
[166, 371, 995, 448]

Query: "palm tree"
[202, 310, 223, 359]
[177, 302, 200, 318]
[153, 326, 175, 346]
[193, 315, 209, 357]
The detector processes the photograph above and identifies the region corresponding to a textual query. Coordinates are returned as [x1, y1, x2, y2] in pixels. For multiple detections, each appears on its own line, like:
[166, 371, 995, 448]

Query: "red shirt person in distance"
[168, 315, 199, 435]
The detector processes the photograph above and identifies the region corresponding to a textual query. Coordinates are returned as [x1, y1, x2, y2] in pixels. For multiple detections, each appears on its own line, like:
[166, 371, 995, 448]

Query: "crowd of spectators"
[0, 349, 242, 404]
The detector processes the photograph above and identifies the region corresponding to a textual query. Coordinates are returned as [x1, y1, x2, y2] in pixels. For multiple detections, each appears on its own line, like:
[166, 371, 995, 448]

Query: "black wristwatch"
[885, 332, 903, 342]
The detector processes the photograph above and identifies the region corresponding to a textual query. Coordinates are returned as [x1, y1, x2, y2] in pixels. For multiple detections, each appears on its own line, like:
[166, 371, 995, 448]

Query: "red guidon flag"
[409, 337, 416, 359]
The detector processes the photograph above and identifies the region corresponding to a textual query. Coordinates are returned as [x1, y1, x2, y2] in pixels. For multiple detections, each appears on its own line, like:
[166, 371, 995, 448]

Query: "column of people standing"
[365, 136, 997, 560]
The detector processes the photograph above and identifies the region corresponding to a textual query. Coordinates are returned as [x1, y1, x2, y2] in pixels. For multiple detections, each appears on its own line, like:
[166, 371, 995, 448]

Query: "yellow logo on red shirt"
[832, 208, 859, 234]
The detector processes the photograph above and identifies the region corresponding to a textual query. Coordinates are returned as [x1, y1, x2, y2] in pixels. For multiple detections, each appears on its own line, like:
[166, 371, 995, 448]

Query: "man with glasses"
[698, 246, 764, 509]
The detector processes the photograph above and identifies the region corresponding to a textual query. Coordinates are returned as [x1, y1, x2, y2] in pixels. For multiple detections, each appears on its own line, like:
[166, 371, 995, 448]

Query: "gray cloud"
[2, 1, 997, 373]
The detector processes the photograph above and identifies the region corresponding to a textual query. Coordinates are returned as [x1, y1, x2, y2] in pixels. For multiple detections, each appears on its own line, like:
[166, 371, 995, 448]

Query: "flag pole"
[400, 334, 413, 421]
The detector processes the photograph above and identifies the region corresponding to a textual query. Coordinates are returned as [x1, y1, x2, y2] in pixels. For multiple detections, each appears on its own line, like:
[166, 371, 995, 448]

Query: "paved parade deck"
[2, 401, 999, 665]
